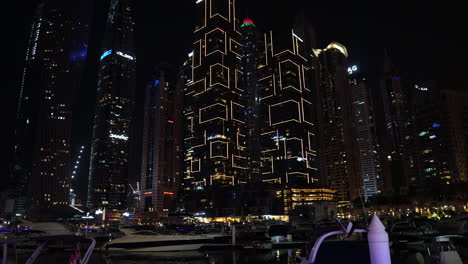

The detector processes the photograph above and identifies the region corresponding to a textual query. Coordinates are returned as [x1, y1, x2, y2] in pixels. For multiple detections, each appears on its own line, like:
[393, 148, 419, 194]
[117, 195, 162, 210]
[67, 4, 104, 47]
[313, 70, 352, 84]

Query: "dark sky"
[3, 0, 465, 181]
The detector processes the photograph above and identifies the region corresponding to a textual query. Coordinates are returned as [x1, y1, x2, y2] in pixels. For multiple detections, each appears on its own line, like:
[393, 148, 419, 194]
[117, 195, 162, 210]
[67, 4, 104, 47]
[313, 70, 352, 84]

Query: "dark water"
[92, 248, 305, 264]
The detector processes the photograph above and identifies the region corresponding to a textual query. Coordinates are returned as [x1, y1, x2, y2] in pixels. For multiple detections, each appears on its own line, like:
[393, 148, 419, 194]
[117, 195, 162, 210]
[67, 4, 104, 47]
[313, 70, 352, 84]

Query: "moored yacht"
[104, 230, 230, 252]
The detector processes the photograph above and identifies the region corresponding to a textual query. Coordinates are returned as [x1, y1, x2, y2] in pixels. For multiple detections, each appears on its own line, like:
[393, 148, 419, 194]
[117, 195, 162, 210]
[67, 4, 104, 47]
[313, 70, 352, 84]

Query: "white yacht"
[104, 230, 230, 252]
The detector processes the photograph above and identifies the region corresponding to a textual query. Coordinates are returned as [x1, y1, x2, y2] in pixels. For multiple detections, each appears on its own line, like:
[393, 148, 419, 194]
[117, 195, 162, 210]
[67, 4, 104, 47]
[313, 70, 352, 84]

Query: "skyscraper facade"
[251, 27, 321, 214]
[440, 89, 468, 183]
[182, 0, 246, 216]
[377, 52, 412, 195]
[349, 68, 383, 199]
[140, 65, 183, 218]
[314, 43, 360, 203]
[240, 18, 261, 182]
[8, 1, 90, 212]
[87, 0, 136, 211]
[410, 82, 454, 189]
[257, 29, 318, 187]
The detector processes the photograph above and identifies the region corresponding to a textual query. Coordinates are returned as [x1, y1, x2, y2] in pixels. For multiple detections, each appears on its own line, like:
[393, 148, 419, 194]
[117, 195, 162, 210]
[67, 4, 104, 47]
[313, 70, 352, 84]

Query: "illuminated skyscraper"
[349, 67, 383, 199]
[140, 65, 183, 219]
[252, 26, 320, 214]
[182, 0, 246, 216]
[314, 43, 360, 203]
[87, 0, 136, 211]
[240, 18, 261, 182]
[410, 82, 454, 189]
[257, 30, 318, 184]
[7, 1, 90, 213]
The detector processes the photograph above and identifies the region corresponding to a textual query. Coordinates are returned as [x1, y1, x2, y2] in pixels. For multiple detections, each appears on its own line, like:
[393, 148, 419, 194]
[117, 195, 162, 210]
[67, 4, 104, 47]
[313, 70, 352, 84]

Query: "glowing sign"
[144, 191, 152, 195]
[116, 51, 134, 60]
[110, 134, 128, 140]
[429, 135, 436, 139]
[100, 50, 112, 61]
[95, 209, 103, 215]
[432, 123, 440, 128]
[82, 212, 94, 219]
[164, 192, 174, 195]
[347, 65, 358, 74]
[207, 134, 227, 140]
[415, 85, 428, 91]
[123, 212, 130, 217]
[271, 135, 286, 141]
[154, 80, 159, 85]
[167, 120, 174, 123]
[195, 0, 203, 3]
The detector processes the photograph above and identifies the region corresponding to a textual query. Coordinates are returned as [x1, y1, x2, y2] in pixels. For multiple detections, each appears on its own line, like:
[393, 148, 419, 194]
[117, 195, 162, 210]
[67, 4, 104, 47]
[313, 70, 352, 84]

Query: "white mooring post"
[368, 214, 391, 264]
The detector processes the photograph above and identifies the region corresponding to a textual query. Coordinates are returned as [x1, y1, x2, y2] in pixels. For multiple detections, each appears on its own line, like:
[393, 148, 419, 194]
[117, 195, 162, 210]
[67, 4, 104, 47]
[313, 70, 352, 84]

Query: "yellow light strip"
[210, 141, 229, 159]
[199, 102, 227, 124]
[231, 101, 245, 123]
[270, 31, 273, 55]
[302, 65, 309, 91]
[209, 63, 230, 88]
[190, 159, 201, 173]
[301, 98, 314, 126]
[232, 155, 246, 169]
[193, 0, 207, 33]
[229, 38, 241, 57]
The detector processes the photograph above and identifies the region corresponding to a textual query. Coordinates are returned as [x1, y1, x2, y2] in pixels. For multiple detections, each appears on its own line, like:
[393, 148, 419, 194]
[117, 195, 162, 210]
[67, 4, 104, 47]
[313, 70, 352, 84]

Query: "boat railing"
[22, 235, 96, 264]
[306, 229, 368, 263]
[300, 214, 392, 264]
[1, 239, 18, 264]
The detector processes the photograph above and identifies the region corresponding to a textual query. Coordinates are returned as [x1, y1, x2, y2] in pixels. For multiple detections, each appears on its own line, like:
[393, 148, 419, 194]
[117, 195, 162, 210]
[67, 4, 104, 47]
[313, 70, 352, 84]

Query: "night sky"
[2, 0, 465, 186]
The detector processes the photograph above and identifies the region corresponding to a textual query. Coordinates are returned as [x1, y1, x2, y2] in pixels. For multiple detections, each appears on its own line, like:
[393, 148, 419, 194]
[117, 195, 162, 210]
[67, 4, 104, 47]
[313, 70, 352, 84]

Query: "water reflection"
[99, 248, 303, 264]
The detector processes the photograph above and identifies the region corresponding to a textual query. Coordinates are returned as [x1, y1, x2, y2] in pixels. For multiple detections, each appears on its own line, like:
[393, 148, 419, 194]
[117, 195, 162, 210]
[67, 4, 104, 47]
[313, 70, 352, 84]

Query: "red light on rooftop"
[243, 17, 254, 25]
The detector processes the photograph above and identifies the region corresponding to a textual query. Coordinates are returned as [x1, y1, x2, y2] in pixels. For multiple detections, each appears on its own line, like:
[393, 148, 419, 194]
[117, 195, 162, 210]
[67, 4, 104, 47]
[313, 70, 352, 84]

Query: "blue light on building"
[432, 123, 440, 128]
[70, 49, 87, 61]
[100, 49, 112, 61]
[154, 80, 159, 85]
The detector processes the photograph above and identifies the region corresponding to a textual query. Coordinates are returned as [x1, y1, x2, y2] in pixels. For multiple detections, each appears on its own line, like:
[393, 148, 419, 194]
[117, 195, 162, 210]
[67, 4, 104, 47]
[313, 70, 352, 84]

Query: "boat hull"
[106, 237, 225, 252]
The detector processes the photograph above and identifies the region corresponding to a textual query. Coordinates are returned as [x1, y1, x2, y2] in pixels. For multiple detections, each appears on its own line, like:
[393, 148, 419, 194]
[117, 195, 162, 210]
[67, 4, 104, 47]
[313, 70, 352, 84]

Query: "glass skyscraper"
[87, 0, 136, 211]
[8, 1, 90, 212]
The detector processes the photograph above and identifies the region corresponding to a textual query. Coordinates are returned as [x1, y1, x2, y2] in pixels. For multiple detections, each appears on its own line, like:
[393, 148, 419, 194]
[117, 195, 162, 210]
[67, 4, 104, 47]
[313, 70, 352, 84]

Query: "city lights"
[100, 49, 112, 61]
[109, 133, 129, 140]
[5, 2, 466, 256]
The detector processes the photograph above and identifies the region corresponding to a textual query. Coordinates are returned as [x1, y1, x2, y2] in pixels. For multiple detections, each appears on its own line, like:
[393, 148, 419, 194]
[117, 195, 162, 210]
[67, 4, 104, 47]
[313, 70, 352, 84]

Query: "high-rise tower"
[182, 0, 246, 216]
[7, 1, 90, 213]
[314, 43, 360, 204]
[87, 0, 136, 211]
[349, 67, 383, 199]
[257, 29, 319, 186]
[240, 18, 261, 182]
[377, 51, 412, 195]
[140, 65, 183, 219]
[252, 27, 321, 214]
